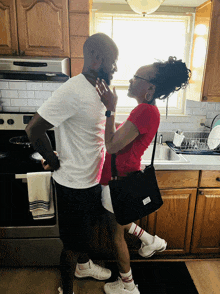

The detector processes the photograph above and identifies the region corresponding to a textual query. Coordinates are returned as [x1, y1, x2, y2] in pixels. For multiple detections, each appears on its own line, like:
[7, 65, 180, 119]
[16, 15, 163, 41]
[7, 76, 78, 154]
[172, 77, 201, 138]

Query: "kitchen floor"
[0, 260, 219, 294]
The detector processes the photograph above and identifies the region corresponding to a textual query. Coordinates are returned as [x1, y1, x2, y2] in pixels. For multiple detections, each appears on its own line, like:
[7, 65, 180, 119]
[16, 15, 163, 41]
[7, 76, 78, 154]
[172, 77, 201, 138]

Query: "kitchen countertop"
[141, 154, 220, 171]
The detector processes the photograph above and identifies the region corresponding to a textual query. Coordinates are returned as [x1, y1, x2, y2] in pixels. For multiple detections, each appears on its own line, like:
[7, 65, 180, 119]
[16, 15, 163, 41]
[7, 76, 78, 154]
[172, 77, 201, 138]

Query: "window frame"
[91, 4, 195, 116]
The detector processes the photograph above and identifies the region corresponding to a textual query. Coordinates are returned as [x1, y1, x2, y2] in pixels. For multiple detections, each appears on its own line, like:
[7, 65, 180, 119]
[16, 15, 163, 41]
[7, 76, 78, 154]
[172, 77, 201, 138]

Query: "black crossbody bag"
[108, 132, 163, 225]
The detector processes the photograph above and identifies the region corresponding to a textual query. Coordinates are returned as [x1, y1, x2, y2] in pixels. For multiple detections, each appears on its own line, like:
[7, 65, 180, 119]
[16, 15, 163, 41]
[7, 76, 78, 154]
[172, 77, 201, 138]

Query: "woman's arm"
[106, 118, 139, 154]
[115, 122, 121, 128]
[96, 79, 139, 154]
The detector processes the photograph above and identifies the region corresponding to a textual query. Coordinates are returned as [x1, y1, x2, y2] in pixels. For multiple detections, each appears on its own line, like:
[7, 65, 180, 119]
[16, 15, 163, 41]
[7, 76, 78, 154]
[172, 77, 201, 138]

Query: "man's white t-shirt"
[37, 74, 106, 189]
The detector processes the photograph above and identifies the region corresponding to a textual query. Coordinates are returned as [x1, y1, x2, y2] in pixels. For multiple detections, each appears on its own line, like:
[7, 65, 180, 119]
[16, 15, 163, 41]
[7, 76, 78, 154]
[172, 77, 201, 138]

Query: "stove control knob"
[7, 119, 14, 125]
[0, 119, 4, 124]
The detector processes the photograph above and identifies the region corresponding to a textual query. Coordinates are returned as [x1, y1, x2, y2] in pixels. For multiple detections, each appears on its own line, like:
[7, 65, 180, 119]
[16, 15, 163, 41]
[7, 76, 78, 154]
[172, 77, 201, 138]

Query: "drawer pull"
[216, 177, 220, 182]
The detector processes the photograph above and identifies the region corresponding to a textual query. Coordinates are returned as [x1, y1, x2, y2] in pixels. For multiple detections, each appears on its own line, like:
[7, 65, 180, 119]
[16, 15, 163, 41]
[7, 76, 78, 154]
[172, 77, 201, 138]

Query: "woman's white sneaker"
[138, 235, 167, 258]
[104, 277, 140, 294]
[74, 259, 111, 280]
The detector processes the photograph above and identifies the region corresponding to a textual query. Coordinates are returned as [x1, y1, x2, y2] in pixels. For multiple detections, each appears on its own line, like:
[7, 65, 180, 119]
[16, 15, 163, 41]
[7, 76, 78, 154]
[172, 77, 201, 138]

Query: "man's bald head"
[83, 33, 118, 64]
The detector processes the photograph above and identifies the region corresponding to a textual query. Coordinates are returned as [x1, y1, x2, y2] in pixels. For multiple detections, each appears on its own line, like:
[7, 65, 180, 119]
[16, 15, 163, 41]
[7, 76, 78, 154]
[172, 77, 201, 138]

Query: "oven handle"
[15, 174, 27, 179]
[15, 173, 53, 179]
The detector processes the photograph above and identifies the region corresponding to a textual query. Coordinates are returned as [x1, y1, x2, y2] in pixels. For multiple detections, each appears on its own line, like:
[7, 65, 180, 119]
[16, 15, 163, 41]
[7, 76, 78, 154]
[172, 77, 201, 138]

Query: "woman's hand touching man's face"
[96, 78, 118, 111]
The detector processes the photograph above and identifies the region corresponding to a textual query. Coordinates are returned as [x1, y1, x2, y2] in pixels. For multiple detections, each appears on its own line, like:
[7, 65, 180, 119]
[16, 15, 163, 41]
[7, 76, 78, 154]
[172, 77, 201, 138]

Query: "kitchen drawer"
[200, 170, 220, 187]
[156, 171, 199, 189]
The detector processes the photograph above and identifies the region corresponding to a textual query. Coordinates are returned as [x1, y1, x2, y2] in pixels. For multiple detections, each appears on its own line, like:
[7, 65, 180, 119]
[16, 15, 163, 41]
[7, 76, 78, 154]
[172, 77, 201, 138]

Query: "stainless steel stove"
[0, 113, 62, 266]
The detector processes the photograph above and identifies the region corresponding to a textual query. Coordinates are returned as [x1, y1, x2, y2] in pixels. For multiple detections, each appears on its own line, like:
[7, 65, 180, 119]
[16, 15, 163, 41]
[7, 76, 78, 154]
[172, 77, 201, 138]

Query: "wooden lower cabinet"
[90, 188, 198, 257]
[88, 170, 220, 259]
[145, 188, 197, 255]
[191, 189, 220, 254]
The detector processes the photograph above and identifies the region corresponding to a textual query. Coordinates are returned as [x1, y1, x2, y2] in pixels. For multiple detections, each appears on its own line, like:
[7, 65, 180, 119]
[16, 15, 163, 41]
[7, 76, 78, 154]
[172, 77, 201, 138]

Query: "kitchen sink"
[141, 143, 188, 164]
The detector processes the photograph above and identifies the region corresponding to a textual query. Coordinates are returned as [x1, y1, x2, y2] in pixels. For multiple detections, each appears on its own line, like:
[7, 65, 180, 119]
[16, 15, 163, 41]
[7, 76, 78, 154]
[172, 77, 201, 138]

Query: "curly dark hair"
[150, 56, 191, 101]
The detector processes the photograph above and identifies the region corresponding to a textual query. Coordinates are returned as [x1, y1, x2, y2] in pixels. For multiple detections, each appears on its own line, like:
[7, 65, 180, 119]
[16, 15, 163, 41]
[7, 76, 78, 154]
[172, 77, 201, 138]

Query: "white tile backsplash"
[11, 98, 28, 107]
[206, 111, 220, 119]
[28, 99, 44, 107]
[18, 90, 35, 98]
[1, 99, 10, 106]
[35, 91, 52, 99]
[20, 106, 38, 112]
[9, 81, 27, 90]
[1, 90, 18, 98]
[192, 108, 207, 115]
[207, 103, 216, 111]
[0, 81, 9, 89]
[3, 106, 20, 112]
[185, 108, 193, 115]
[1, 80, 220, 133]
[26, 82, 43, 91]
[42, 83, 63, 91]
[0, 81, 59, 112]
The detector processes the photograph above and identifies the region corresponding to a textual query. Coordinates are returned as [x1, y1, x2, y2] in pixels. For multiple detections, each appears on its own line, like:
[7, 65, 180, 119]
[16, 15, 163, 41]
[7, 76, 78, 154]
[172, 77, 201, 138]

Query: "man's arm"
[25, 112, 60, 171]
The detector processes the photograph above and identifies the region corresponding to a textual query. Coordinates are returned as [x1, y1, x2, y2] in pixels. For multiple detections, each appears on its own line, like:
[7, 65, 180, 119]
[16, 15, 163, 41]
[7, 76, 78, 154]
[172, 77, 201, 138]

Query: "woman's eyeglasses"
[134, 75, 150, 82]
[134, 75, 156, 86]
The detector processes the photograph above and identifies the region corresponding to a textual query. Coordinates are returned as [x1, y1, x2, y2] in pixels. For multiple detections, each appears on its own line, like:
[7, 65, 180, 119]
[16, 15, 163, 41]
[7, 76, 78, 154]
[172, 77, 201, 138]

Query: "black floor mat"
[105, 262, 199, 294]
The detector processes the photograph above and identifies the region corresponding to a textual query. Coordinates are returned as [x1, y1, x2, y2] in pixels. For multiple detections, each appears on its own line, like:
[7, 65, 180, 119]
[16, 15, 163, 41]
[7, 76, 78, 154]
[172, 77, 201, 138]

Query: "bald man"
[26, 33, 119, 294]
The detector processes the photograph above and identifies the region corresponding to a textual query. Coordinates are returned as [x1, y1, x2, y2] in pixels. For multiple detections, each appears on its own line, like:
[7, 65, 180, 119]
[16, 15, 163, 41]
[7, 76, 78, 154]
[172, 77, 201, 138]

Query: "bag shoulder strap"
[111, 132, 158, 179]
[151, 131, 158, 166]
[111, 153, 118, 178]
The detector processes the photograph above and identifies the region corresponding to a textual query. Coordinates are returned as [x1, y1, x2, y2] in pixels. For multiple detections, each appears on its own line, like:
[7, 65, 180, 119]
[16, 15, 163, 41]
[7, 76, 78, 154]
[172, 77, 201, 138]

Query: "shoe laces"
[140, 242, 146, 248]
[111, 277, 124, 289]
[90, 261, 108, 276]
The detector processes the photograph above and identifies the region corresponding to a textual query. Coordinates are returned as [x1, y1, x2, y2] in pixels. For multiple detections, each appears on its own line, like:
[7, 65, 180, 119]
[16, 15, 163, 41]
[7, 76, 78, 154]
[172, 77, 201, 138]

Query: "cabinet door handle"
[12, 50, 17, 55]
[20, 50, 25, 56]
[202, 96, 208, 101]
[216, 177, 220, 182]
[199, 191, 204, 195]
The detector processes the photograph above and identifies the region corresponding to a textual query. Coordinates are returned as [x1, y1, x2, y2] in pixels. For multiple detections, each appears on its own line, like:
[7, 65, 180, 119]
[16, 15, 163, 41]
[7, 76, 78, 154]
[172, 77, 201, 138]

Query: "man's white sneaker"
[104, 277, 140, 294]
[74, 259, 111, 280]
[138, 235, 167, 258]
[58, 287, 74, 294]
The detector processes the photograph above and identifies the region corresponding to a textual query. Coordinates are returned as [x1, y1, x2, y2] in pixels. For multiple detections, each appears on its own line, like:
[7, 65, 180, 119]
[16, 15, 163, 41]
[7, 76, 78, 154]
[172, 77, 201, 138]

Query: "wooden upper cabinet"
[189, 0, 220, 102]
[202, 0, 220, 102]
[189, 0, 212, 102]
[0, 0, 70, 57]
[16, 0, 69, 57]
[0, 0, 18, 55]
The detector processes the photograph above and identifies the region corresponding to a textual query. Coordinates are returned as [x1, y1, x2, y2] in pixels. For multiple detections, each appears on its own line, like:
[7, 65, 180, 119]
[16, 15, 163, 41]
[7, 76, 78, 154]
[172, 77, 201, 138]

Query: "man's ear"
[91, 53, 104, 70]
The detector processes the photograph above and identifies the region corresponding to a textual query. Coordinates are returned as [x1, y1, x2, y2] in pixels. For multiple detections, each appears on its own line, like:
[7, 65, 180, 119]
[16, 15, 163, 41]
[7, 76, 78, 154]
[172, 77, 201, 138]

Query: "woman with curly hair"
[96, 56, 191, 294]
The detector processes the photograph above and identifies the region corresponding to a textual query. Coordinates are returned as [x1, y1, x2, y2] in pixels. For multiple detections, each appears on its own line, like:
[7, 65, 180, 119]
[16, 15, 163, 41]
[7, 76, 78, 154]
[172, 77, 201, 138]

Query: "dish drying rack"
[166, 132, 220, 155]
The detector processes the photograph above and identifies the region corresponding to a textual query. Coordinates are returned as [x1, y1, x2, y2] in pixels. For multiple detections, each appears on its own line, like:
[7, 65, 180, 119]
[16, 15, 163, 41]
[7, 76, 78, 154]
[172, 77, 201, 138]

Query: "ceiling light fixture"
[126, 0, 165, 17]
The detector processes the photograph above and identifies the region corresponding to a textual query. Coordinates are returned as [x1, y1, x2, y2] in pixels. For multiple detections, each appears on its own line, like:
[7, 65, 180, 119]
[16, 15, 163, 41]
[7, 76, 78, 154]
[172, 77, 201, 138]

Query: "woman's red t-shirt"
[100, 103, 160, 185]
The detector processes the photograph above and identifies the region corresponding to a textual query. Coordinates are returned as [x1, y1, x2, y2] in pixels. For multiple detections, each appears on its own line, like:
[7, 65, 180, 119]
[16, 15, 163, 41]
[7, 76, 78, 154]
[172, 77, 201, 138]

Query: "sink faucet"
[159, 134, 163, 144]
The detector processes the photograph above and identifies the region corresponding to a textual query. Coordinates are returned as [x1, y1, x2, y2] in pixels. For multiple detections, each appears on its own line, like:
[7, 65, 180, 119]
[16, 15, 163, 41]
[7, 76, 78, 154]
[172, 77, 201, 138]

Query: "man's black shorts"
[55, 181, 105, 252]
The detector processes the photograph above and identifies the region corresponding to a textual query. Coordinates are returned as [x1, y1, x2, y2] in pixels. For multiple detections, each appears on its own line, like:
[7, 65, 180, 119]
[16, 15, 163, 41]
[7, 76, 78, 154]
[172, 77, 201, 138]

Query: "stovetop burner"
[0, 151, 9, 159]
[0, 113, 55, 174]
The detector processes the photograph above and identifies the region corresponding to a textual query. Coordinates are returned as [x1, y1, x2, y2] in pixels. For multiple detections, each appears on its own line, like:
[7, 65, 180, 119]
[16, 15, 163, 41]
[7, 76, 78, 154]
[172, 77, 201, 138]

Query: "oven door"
[0, 174, 59, 238]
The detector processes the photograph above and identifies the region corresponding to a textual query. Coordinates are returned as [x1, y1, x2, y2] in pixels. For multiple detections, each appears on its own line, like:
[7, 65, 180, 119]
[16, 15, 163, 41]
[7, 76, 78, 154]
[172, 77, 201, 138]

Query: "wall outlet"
[200, 117, 206, 124]
[200, 117, 206, 126]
